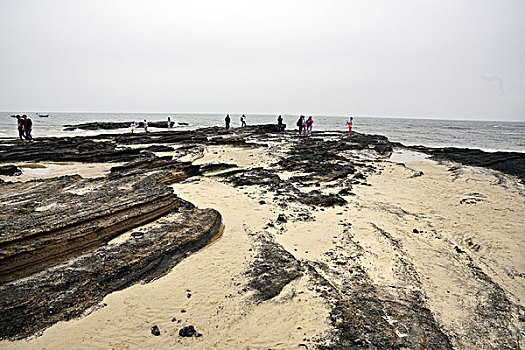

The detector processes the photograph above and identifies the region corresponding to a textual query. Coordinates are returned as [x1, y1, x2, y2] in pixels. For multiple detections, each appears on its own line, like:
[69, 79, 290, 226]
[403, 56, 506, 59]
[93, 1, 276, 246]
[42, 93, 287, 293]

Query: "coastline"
[0, 126, 523, 349]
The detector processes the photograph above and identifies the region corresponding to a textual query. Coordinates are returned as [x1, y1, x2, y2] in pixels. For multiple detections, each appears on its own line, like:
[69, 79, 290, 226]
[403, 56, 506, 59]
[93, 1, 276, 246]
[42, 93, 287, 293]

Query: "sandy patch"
[349, 160, 525, 347]
[0, 162, 119, 182]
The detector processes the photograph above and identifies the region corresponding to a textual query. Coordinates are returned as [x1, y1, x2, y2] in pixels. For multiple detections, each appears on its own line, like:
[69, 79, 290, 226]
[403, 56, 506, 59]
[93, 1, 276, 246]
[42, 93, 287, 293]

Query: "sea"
[1, 112, 524, 153]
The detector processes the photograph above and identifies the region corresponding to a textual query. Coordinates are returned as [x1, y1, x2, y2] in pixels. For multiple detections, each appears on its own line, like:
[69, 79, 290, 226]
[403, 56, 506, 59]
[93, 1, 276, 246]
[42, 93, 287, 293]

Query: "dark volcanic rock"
[246, 234, 303, 301]
[0, 137, 142, 163]
[409, 146, 525, 182]
[0, 165, 22, 176]
[151, 325, 161, 336]
[109, 154, 201, 181]
[179, 325, 202, 337]
[63, 121, 188, 131]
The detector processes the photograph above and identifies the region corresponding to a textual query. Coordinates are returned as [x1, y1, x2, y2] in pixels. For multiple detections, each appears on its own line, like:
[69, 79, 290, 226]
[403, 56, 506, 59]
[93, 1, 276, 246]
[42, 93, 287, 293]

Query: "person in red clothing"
[346, 117, 353, 136]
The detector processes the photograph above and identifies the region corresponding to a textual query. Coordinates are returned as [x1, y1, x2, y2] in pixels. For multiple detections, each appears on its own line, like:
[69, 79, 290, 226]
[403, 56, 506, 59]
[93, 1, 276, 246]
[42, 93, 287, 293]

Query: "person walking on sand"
[241, 114, 247, 127]
[143, 119, 148, 133]
[306, 116, 313, 136]
[225, 114, 231, 129]
[16, 115, 24, 141]
[22, 115, 33, 141]
[346, 116, 353, 136]
[277, 115, 283, 132]
[167, 116, 171, 131]
[297, 115, 304, 134]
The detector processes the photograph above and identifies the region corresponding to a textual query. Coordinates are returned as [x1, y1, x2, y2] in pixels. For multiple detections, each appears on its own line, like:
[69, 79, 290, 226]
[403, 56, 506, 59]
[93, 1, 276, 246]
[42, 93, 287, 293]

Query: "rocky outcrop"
[245, 233, 303, 301]
[0, 172, 180, 283]
[0, 198, 222, 340]
[0, 150, 223, 339]
[63, 121, 189, 131]
[0, 138, 142, 163]
[409, 146, 525, 182]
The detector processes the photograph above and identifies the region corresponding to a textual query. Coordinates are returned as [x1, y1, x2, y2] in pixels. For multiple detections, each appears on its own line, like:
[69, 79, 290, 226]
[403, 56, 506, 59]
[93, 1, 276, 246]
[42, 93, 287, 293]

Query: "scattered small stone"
[172, 317, 176, 322]
[181, 309, 186, 313]
[131, 232, 144, 238]
[412, 228, 419, 234]
[276, 214, 287, 223]
[179, 325, 202, 337]
[259, 200, 266, 205]
[151, 325, 160, 336]
[187, 293, 192, 298]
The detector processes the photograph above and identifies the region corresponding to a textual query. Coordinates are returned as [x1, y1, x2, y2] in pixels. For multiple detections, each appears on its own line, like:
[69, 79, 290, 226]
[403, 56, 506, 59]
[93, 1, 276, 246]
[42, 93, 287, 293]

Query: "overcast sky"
[0, 0, 523, 120]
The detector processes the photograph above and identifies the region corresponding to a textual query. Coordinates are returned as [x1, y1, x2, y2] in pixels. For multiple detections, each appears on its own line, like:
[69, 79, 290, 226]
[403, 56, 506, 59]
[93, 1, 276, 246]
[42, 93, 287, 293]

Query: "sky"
[0, 0, 524, 121]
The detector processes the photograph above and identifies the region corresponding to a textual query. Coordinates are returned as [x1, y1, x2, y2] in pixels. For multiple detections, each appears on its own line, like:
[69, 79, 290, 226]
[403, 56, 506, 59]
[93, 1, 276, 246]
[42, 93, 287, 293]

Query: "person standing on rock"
[277, 115, 283, 132]
[22, 115, 33, 141]
[16, 115, 24, 141]
[346, 117, 353, 136]
[306, 116, 313, 136]
[167, 116, 171, 131]
[225, 114, 231, 129]
[297, 116, 304, 134]
[130, 121, 136, 134]
[144, 119, 149, 133]
[241, 114, 247, 127]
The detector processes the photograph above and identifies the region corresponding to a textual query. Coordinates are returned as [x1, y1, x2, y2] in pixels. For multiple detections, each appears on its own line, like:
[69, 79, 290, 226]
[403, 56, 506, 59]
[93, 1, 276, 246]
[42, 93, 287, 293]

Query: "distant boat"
[37, 113, 49, 118]
[10, 115, 17, 118]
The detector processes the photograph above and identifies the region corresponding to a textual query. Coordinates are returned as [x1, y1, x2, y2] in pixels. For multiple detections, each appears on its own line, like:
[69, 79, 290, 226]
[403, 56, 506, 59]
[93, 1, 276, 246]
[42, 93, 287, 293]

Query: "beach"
[0, 125, 524, 349]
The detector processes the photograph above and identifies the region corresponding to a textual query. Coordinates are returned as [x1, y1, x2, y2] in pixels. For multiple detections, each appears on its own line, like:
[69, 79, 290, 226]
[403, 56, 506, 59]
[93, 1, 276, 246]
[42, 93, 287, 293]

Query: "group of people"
[296, 115, 315, 135]
[130, 117, 175, 133]
[224, 114, 354, 136]
[130, 120, 148, 133]
[224, 114, 247, 130]
[15, 115, 33, 142]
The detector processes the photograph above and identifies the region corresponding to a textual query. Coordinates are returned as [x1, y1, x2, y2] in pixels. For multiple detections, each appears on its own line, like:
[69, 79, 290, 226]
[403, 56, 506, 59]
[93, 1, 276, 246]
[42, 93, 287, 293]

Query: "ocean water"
[1, 112, 524, 152]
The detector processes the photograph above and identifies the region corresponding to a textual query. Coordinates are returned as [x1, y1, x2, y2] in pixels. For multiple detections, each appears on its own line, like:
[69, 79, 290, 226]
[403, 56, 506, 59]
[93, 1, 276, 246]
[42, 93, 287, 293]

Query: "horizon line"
[1, 110, 524, 123]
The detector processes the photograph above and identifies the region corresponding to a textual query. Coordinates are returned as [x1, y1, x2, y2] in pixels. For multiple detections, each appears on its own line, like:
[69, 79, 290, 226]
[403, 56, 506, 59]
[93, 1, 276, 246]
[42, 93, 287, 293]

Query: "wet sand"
[2, 143, 524, 349]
